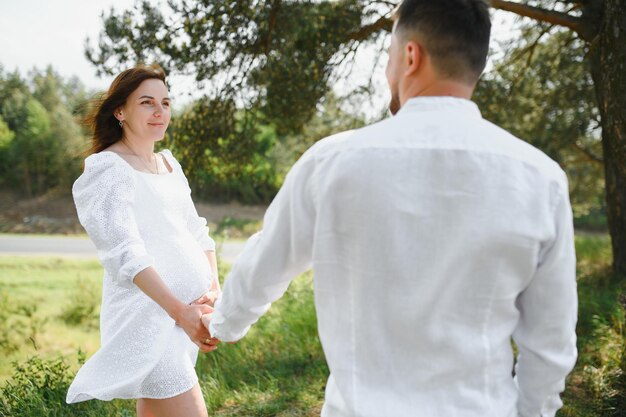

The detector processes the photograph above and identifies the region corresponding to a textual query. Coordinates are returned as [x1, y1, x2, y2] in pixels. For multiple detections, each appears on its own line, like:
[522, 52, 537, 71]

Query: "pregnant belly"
[149, 239, 212, 304]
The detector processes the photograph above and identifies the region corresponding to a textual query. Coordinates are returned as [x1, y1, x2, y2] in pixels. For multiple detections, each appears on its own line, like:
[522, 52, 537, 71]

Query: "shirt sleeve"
[209, 148, 318, 342]
[513, 177, 578, 417]
[72, 153, 154, 289]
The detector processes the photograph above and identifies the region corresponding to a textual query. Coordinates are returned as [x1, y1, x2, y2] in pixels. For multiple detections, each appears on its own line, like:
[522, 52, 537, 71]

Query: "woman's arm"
[134, 266, 218, 352]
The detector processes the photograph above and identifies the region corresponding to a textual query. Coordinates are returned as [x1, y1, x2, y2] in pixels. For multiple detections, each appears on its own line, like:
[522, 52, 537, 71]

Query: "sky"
[0, 0, 136, 89]
[0, 1, 518, 116]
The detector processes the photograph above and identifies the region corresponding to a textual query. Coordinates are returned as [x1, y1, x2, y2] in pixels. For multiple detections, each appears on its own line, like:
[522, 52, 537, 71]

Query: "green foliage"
[0, 256, 104, 382]
[268, 93, 366, 177]
[198, 273, 327, 415]
[0, 64, 365, 204]
[60, 278, 100, 328]
[161, 92, 365, 203]
[559, 235, 626, 416]
[0, 289, 48, 355]
[0, 264, 325, 416]
[246, 1, 364, 133]
[0, 290, 21, 353]
[0, 115, 14, 151]
[162, 97, 279, 203]
[0, 353, 134, 416]
[213, 217, 263, 239]
[0, 67, 87, 197]
[574, 204, 609, 232]
[15, 304, 48, 351]
[86, 0, 372, 135]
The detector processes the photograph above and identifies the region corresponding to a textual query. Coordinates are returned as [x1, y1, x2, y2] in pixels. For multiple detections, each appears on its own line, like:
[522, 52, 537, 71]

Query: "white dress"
[66, 149, 216, 403]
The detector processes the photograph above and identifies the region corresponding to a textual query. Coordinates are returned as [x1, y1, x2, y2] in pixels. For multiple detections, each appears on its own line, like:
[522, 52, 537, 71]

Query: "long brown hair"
[84, 63, 167, 155]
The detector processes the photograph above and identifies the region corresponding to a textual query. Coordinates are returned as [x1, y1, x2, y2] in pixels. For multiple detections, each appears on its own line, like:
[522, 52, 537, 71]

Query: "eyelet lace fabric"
[66, 149, 215, 403]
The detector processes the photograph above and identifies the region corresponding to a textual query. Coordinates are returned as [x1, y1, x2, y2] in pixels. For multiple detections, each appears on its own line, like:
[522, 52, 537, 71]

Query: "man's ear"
[404, 40, 423, 76]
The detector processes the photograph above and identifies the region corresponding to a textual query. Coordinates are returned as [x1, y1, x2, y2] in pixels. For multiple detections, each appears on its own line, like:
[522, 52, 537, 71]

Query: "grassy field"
[0, 257, 103, 381]
[0, 234, 624, 416]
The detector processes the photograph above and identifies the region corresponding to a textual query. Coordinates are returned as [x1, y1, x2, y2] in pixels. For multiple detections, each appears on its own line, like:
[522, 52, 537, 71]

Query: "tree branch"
[347, 1, 590, 42]
[264, 0, 282, 53]
[572, 140, 604, 165]
[489, 0, 585, 36]
[495, 23, 554, 72]
[348, 15, 393, 41]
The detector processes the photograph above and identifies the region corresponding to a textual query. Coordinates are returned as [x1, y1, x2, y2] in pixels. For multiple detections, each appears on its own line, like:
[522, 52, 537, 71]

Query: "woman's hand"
[174, 304, 219, 352]
[191, 289, 221, 308]
[132, 268, 220, 352]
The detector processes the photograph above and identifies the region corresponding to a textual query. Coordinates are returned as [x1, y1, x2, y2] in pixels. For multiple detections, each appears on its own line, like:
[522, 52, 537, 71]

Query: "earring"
[119, 120, 124, 127]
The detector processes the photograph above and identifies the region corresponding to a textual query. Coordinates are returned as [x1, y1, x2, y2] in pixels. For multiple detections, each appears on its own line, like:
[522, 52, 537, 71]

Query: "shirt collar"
[397, 96, 482, 118]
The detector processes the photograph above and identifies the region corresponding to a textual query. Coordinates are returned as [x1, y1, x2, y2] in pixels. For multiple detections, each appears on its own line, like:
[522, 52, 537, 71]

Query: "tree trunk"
[589, 0, 626, 278]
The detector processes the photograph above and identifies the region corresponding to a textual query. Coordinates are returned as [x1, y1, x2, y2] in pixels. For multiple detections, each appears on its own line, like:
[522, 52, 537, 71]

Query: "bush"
[60, 278, 100, 327]
[0, 291, 47, 354]
[0, 290, 20, 353]
[0, 353, 134, 416]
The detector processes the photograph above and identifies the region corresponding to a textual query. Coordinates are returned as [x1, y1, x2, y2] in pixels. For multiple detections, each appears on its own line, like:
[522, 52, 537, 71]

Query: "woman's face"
[118, 78, 171, 142]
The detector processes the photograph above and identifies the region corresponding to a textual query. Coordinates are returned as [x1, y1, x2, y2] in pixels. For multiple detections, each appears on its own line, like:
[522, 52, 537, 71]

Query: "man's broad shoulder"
[482, 119, 567, 185]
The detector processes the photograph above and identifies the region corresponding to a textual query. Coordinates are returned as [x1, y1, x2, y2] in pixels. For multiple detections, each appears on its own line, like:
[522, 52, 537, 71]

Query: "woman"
[66, 64, 220, 417]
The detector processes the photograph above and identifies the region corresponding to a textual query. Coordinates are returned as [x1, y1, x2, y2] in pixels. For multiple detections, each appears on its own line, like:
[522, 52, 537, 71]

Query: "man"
[204, 0, 578, 416]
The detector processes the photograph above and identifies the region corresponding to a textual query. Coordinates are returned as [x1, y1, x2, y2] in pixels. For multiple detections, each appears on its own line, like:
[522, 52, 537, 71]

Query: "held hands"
[188, 289, 225, 350]
[191, 289, 221, 308]
[200, 313, 237, 345]
[192, 291, 238, 346]
[189, 289, 236, 346]
[174, 303, 219, 353]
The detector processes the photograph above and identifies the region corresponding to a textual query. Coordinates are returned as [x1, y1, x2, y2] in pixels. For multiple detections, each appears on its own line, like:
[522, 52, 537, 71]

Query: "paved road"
[0, 235, 246, 264]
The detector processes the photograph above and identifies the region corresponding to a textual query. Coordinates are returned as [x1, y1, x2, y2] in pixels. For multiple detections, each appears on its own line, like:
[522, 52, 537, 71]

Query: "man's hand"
[201, 314, 236, 344]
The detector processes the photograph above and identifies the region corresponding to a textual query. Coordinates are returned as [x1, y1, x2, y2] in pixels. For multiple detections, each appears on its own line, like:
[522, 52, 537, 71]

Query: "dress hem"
[66, 375, 199, 404]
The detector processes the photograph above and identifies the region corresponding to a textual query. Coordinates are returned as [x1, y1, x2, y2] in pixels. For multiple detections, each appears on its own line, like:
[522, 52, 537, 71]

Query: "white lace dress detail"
[66, 149, 215, 403]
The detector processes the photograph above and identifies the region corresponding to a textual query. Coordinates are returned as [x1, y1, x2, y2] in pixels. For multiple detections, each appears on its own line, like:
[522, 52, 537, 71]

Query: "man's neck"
[401, 79, 474, 106]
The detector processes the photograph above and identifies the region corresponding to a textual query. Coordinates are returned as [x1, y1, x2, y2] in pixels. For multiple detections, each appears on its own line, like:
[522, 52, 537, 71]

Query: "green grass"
[559, 235, 626, 417]
[198, 272, 326, 416]
[212, 217, 263, 240]
[0, 258, 326, 416]
[0, 234, 624, 416]
[0, 257, 103, 383]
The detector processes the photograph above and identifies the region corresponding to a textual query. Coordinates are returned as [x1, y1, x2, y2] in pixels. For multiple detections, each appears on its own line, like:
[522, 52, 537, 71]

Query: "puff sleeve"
[161, 150, 216, 251]
[72, 153, 154, 289]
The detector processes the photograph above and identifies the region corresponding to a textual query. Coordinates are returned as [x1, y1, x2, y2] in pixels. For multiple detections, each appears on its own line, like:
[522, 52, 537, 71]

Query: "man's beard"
[389, 91, 401, 116]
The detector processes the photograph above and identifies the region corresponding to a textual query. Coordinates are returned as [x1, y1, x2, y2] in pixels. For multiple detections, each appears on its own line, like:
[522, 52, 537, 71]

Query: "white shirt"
[210, 97, 578, 417]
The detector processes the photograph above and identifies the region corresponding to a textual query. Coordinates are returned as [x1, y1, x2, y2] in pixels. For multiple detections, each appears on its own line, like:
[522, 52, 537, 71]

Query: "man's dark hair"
[393, 0, 491, 84]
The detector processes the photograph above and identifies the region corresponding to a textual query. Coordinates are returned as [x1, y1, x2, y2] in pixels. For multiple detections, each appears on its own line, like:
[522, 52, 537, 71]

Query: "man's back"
[308, 97, 577, 417]
[209, 98, 577, 417]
